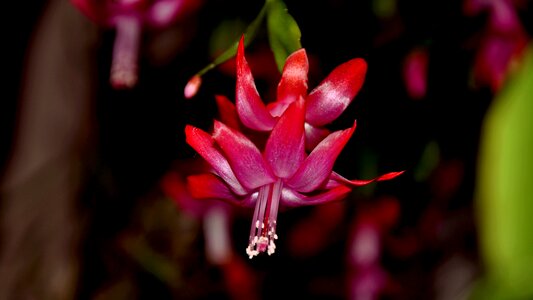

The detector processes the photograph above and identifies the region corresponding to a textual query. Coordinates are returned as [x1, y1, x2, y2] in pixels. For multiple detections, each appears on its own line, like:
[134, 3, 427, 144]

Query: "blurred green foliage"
[473, 44, 533, 300]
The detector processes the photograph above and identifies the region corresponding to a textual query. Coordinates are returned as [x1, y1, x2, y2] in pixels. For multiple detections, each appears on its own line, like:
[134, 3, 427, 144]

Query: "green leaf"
[473, 44, 533, 299]
[196, 4, 268, 77]
[266, 0, 302, 72]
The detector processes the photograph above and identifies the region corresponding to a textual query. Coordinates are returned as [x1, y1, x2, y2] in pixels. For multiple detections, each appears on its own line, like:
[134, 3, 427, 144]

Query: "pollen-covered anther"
[246, 179, 283, 259]
[246, 230, 277, 258]
[267, 239, 276, 255]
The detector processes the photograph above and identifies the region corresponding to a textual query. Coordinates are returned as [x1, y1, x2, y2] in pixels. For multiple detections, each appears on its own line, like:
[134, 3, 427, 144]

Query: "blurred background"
[2, 0, 532, 299]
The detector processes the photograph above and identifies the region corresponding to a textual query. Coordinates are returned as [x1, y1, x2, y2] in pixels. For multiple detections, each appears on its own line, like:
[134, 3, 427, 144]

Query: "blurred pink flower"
[71, 0, 201, 88]
[464, 0, 529, 91]
[347, 197, 400, 300]
[185, 37, 403, 258]
[287, 201, 346, 258]
[403, 47, 429, 100]
[162, 167, 260, 299]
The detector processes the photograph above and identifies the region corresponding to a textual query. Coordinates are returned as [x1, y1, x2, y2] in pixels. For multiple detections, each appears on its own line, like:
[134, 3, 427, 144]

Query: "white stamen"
[246, 179, 283, 258]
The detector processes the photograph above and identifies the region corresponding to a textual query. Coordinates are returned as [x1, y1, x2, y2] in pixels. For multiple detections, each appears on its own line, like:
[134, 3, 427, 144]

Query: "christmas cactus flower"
[71, 0, 201, 88]
[231, 36, 368, 149]
[185, 94, 403, 258]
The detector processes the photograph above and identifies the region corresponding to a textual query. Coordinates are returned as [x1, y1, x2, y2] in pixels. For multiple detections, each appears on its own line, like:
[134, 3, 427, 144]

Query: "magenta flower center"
[246, 179, 283, 258]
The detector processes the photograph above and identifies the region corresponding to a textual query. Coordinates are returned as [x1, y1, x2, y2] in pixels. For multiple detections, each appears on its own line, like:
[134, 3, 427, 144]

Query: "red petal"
[265, 97, 306, 179]
[215, 95, 241, 130]
[304, 123, 331, 151]
[236, 36, 276, 131]
[185, 125, 247, 195]
[330, 170, 405, 186]
[287, 121, 357, 193]
[281, 185, 351, 207]
[269, 49, 309, 117]
[213, 120, 276, 190]
[187, 174, 253, 207]
[306, 58, 367, 126]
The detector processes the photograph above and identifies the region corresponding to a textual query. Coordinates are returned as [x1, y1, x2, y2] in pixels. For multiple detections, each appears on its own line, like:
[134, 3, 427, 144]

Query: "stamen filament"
[246, 179, 283, 258]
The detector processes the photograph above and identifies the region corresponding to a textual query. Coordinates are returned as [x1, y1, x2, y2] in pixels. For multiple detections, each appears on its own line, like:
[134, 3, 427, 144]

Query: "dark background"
[2, 0, 532, 299]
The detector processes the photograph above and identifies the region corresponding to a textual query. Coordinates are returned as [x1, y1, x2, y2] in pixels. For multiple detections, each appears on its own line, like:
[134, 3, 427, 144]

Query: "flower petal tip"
[184, 124, 195, 134]
[377, 170, 406, 181]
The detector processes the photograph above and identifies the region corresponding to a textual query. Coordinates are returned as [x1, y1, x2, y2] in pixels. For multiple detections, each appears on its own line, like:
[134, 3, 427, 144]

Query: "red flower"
[231, 36, 368, 149]
[186, 75, 402, 258]
[70, 0, 201, 88]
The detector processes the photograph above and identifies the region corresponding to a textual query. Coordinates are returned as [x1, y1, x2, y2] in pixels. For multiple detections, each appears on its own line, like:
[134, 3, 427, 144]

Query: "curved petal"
[236, 36, 276, 131]
[304, 122, 331, 150]
[287, 121, 357, 193]
[280, 185, 351, 208]
[215, 95, 241, 130]
[213, 120, 276, 190]
[330, 170, 405, 186]
[265, 97, 306, 179]
[306, 58, 367, 126]
[185, 125, 247, 195]
[269, 49, 309, 117]
[187, 174, 254, 207]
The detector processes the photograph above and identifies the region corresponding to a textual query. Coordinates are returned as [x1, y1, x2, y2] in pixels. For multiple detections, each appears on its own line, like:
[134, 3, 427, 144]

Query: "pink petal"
[330, 170, 405, 186]
[265, 97, 306, 179]
[185, 125, 247, 195]
[235, 36, 276, 131]
[145, 0, 184, 27]
[213, 120, 276, 190]
[304, 123, 331, 150]
[269, 49, 309, 117]
[281, 185, 352, 207]
[145, 0, 203, 27]
[489, 0, 521, 32]
[306, 58, 367, 126]
[215, 95, 241, 130]
[287, 121, 357, 193]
